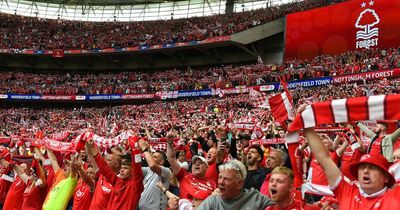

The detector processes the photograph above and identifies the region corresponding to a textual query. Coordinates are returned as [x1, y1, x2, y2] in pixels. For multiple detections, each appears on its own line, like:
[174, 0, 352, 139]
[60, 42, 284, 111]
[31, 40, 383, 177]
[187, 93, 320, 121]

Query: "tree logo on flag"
[355, 5, 380, 49]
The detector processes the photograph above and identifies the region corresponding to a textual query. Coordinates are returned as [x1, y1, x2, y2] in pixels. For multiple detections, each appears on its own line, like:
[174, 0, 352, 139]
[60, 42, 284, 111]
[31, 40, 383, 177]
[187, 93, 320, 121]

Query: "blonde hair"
[271, 166, 294, 184]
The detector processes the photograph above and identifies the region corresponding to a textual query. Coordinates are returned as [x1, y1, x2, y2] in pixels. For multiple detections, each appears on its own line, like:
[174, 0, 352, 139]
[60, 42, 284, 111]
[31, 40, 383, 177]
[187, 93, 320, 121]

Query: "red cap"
[349, 153, 395, 187]
[187, 190, 211, 200]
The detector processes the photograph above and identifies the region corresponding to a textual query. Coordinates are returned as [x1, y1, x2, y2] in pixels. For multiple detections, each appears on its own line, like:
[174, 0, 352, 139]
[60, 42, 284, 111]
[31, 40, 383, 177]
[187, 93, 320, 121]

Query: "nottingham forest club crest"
[355, 1, 380, 49]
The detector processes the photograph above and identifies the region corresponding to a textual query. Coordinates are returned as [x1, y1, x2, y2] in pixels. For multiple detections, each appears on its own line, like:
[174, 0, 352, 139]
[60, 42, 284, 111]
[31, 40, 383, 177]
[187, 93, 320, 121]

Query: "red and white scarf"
[288, 94, 400, 136]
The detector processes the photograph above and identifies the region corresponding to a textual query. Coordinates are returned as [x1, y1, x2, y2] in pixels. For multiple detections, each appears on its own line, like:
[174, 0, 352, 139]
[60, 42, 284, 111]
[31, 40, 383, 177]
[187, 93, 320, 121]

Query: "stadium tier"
[0, 0, 400, 209]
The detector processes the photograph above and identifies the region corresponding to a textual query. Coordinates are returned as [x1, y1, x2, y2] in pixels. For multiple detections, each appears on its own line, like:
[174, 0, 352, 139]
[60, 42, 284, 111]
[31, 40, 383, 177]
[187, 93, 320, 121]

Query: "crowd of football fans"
[0, 74, 400, 209]
[0, 0, 400, 208]
[0, 0, 330, 50]
[0, 47, 399, 95]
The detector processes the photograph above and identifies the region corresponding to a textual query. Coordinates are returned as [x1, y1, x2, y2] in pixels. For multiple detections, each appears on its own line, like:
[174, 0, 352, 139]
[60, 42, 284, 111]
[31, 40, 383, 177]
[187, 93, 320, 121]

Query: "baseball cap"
[192, 155, 208, 166]
[349, 153, 395, 187]
[187, 190, 211, 200]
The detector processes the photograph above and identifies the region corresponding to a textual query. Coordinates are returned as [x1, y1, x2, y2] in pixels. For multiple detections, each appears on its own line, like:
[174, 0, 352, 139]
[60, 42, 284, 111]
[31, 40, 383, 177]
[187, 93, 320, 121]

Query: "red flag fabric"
[269, 92, 293, 123]
[279, 76, 293, 106]
[249, 89, 269, 108]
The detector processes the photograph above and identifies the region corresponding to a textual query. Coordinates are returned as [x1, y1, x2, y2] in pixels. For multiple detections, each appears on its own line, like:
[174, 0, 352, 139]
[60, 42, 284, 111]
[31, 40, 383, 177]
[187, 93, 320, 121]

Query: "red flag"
[279, 76, 293, 106]
[269, 92, 293, 123]
[249, 89, 269, 108]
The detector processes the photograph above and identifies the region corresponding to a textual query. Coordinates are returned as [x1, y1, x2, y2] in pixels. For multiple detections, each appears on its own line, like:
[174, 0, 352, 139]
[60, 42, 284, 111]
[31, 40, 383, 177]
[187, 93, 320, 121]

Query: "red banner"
[285, 0, 400, 60]
[234, 123, 255, 130]
[42, 95, 75, 100]
[121, 94, 155, 100]
[30, 138, 75, 152]
[0, 137, 11, 143]
[314, 127, 348, 133]
[48, 131, 71, 141]
[249, 138, 286, 146]
[332, 68, 400, 84]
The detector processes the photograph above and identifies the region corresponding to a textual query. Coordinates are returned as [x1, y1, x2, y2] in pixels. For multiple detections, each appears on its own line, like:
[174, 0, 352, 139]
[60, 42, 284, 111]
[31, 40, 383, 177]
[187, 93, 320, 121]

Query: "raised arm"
[304, 128, 341, 187]
[86, 139, 118, 185]
[129, 139, 144, 181]
[216, 139, 227, 164]
[0, 158, 29, 184]
[156, 181, 179, 200]
[354, 133, 366, 153]
[335, 135, 350, 157]
[165, 133, 182, 175]
[139, 139, 162, 176]
[356, 122, 377, 138]
[389, 127, 400, 143]
[46, 149, 61, 172]
[32, 147, 47, 187]
[35, 158, 47, 188]
[84, 141, 99, 173]
[69, 155, 78, 179]
[72, 157, 95, 190]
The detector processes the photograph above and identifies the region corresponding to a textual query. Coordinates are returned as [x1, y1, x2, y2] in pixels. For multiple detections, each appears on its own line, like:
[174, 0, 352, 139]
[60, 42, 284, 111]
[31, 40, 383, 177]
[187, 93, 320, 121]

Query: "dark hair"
[377, 122, 388, 129]
[155, 150, 170, 167]
[120, 154, 132, 166]
[249, 145, 264, 162]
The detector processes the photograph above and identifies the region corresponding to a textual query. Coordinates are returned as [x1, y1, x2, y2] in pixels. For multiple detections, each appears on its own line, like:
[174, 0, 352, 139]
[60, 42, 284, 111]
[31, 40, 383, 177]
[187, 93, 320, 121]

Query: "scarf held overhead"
[288, 94, 400, 132]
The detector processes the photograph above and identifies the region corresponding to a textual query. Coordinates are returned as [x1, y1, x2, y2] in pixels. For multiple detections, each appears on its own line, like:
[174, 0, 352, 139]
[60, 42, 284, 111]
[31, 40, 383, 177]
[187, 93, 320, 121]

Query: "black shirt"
[243, 167, 271, 191]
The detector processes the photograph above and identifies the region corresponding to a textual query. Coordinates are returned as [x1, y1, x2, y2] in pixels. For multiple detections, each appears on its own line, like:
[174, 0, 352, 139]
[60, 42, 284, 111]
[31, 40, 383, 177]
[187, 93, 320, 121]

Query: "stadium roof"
[23, 0, 180, 5]
[20, 0, 260, 6]
[0, 0, 289, 21]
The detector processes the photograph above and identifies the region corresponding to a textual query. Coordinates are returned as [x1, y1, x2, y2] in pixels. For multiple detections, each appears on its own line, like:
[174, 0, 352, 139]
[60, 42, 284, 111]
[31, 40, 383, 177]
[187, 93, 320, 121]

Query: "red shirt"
[369, 136, 383, 157]
[332, 176, 400, 209]
[265, 199, 320, 210]
[94, 153, 144, 210]
[45, 166, 55, 194]
[309, 152, 339, 185]
[341, 147, 363, 180]
[22, 180, 47, 210]
[72, 179, 94, 210]
[89, 175, 113, 210]
[3, 176, 27, 210]
[260, 173, 271, 196]
[0, 176, 12, 204]
[205, 162, 219, 185]
[176, 168, 216, 199]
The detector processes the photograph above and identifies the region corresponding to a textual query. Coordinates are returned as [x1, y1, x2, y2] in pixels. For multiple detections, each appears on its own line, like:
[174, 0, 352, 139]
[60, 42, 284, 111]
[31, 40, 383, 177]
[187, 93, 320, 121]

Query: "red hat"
[349, 153, 395, 187]
[187, 190, 211, 200]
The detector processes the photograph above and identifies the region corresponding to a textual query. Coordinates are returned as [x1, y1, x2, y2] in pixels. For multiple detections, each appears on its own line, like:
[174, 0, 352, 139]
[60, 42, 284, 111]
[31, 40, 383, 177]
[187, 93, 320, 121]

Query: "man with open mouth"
[197, 159, 274, 210]
[304, 127, 400, 209]
[266, 166, 320, 210]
